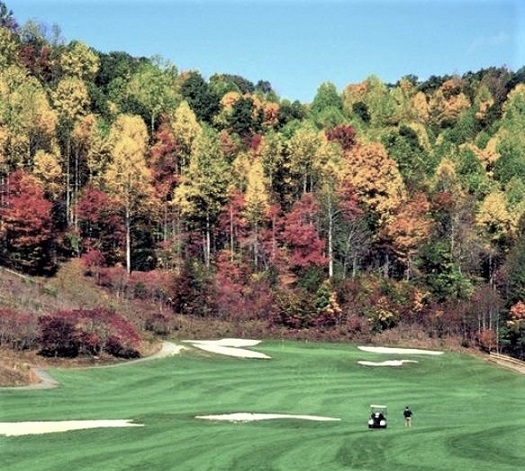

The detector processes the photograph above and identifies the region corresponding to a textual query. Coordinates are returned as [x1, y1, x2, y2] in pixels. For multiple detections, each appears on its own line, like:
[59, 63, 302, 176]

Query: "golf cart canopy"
[368, 404, 388, 429]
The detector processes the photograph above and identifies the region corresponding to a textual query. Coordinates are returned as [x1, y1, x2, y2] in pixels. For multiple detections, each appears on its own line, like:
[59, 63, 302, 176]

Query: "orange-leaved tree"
[381, 192, 432, 280]
[343, 141, 406, 223]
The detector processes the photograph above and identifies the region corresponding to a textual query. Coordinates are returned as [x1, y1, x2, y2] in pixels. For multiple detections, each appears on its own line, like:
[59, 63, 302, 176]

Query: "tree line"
[1, 2, 525, 358]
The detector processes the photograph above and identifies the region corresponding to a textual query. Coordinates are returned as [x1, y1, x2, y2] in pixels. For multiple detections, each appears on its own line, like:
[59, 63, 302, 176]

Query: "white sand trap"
[187, 339, 271, 359]
[161, 343, 188, 355]
[196, 413, 340, 422]
[0, 419, 143, 437]
[358, 360, 418, 367]
[358, 346, 444, 355]
[191, 339, 262, 348]
[190, 343, 270, 359]
[145, 342, 188, 361]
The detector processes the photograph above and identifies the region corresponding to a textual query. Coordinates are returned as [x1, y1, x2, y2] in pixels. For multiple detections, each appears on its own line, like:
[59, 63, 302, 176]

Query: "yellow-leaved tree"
[244, 155, 270, 268]
[411, 91, 430, 123]
[52, 76, 90, 222]
[287, 122, 323, 195]
[0, 66, 57, 168]
[170, 100, 201, 173]
[104, 114, 154, 273]
[33, 149, 63, 199]
[173, 126, 231, 266]
[476, 188, 516, 283]
[52, 77, 90, 124]
[0, 28, 19, 69]
[59, 41, 100, 82]
[315, 135, 345, 277]
[259, 131, 285, 194]
[72, 114, 111, 186]
[480, 189, 518, 238]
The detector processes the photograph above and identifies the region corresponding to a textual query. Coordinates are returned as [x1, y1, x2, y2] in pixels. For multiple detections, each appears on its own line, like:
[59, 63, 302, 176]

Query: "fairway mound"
[358, 359, 418, 367]
[358, 346, 444, 355]
[187, 339, 271, 359]
[195, 413, 340, 422]
[0, 419, 143, 436]
[1, 341, 186, 390]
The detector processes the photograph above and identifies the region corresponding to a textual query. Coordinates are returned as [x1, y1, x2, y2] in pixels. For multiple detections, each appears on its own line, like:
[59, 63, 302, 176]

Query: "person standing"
[403, 406, 413, 427]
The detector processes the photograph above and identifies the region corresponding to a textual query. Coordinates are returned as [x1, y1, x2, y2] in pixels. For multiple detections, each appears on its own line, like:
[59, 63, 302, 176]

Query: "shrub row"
[0, 308, 141, 359]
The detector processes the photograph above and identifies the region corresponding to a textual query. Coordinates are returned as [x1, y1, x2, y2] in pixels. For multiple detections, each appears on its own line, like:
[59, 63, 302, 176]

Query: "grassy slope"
[1, 341, 524, 471]
[0, 261, 145, 384]
[0, 261, 122, 315]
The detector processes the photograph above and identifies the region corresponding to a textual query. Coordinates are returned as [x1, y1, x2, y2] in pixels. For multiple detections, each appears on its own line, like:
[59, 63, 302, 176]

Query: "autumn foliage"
[38, 308, 140, 358]
[0, 170, 56, 275]
[281, 193, 326, 269]
[1, 5, 525, 360]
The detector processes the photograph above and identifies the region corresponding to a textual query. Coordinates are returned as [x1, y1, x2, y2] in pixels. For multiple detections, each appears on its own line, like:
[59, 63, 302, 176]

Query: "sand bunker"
[187, 339, 271, 359]
[195, 413, 340, 422]
[155, 342, 188, 357]
[358, 359, 418, 367]
[190, 339, 262, 348]
[358, 346, 443, 355]
[0, 419, 143, 437]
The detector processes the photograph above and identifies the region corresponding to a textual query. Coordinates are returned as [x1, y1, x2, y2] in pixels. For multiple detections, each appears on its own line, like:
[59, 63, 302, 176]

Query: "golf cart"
[368, 404, 387, 429]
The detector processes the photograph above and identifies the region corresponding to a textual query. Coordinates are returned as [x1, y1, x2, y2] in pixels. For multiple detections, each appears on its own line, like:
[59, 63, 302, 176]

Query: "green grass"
[1, 341, 525, 471]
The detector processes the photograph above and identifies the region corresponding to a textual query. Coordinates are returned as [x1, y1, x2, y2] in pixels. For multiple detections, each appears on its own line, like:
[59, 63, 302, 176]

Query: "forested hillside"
[1, 2, 525, 361]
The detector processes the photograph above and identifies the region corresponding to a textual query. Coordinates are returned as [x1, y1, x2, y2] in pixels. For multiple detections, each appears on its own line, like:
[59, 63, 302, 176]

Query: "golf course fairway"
[1, 340, 524, 470]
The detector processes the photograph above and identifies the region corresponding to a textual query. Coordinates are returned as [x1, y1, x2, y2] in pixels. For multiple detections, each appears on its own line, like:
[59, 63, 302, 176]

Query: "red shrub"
[38, 315, 80, 357]
[38, 309, 141, 358]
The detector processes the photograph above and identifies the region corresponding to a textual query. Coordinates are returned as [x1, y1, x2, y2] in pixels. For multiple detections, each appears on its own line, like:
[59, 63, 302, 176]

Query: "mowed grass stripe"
[1, 341, 525, 471]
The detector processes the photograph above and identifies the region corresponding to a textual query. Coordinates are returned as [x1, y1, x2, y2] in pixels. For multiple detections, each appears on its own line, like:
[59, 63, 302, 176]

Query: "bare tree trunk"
[125, 205, 131, 274]
[73, 147, 80, 230]
[175, 209, 182, 273]
[328, 193, 334, 278]
[65, 137, 71, 224]
[230, 204, 234, 262]
[254, 221, 259, 270]
[205, 211, 211, 267]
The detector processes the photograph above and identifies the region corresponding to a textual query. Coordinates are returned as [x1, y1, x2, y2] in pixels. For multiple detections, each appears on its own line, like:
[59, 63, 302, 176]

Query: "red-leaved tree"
[325, 124, 356, 151]
[213, 250, 274, 320]
[281, 193, 326, 270]
[0, 170, 57, 275]
[76, 186, 125, 267]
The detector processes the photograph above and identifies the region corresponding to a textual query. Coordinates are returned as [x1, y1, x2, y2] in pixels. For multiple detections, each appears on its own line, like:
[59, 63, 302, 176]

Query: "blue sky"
[10, 0, 525, 102]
